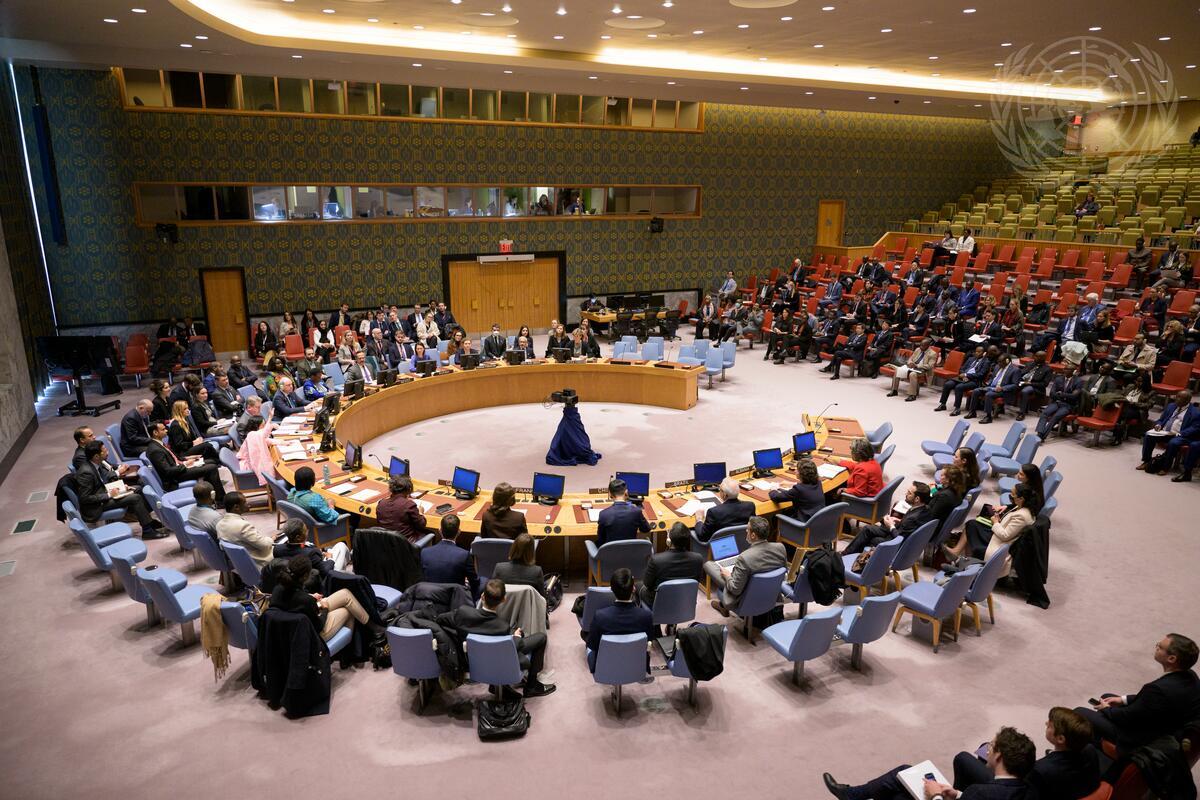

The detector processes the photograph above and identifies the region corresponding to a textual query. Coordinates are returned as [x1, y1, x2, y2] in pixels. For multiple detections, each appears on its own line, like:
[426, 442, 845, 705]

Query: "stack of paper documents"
[817, 463, 847, 480]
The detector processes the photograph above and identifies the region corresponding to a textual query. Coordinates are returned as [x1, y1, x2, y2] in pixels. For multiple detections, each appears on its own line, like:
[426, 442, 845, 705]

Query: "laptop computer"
[710, 534, 741, 569]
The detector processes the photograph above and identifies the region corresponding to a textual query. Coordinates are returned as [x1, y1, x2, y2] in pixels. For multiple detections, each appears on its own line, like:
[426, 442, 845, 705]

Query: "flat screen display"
[452, 466, 480, 494]
[615, 471, 650, 497]
[532, 472, 565, 500]
[753, 448, 784, 471]
[388, 456, 409, 477]
[792, 431, 818, 455]
[693, 462, 726, 485]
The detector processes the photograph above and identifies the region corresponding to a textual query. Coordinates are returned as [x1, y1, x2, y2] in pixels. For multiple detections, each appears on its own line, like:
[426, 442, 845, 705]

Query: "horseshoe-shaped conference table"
[269, 359, 858, 576]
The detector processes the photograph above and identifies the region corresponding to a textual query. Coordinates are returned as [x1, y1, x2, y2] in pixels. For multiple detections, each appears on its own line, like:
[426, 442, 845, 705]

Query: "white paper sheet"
[349, 489, 380, 502]
[326, 483, 354, 495]
[897, 761, 949, 799]
[817, 463, 847, 480]
[676, 499, 705, 517]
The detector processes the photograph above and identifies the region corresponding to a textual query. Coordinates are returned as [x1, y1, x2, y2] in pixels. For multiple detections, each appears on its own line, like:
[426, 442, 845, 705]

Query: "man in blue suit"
[596, 478, 650, 547]
[956, 277, 981, 319]
[936, 345, 994, 415]
[271, 376, 310, 418]
[965, 353, 1022, 423]
[1138, 391, 1200, 479]
[421, 515, 477, 594]
[586, 568, 655, 673]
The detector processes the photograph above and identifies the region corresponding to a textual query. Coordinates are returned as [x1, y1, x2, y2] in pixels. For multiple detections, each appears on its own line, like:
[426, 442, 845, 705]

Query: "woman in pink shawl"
[237, 415, 277, 485]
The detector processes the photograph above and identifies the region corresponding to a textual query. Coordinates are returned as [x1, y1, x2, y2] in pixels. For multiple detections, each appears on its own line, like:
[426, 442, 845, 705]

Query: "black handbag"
[476, 698, 531, 740]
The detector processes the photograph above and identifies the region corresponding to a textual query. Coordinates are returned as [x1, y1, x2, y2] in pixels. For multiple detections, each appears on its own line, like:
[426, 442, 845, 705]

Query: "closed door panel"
[817, 199, 846, 247]
[200, 268, 248, 353]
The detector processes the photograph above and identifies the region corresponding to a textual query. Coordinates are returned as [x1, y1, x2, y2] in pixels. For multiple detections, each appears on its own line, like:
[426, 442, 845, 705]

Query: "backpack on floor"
[477, 698, 530, 741]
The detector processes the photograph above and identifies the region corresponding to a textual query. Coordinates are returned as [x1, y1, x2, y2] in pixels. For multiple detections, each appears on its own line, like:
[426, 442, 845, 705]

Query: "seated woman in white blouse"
[336, 330, 361, 368]
[415, 311, 440, 347]
[943, 481, 1036, 577]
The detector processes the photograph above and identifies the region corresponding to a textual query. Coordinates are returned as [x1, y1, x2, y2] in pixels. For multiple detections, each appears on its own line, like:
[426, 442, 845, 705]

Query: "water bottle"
[322, 464, 331, 486]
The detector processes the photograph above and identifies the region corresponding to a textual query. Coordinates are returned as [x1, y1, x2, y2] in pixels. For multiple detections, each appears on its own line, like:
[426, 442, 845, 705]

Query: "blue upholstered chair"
[155, 498, 202, 570]
[109, 551, 187, 627]
[676, 345, 701, 366]
[989, 434, 1040, 478]
[220, 600, 259, 662]
[997, 455, 1056, 494]
[470, 538, 514, 584]
[137, 452, 196, 495]
[842, 475, 905, 528]
[61, 484, 128, 526]
[387, 627, 443, 711]
[136, 570, 221, 645]
[865, 421, 893, 452]
[68, 517, 144, 591]
[668, 625, 728, 706]
[727, 566, 786, 643]
[585, 539, 653, 585]
[921, 418, 970, 456]
[218, 447, 269, 507]
[322, 362, 346, 391]
[264, 474, 291, 522]
[719, 340, 736, 378]
[219, 540, 262, 590]
[836, 591, 902, 670]
[236, 385, 258, 403]
[892, 566, 980, 653]
[592, 632, 650, 716]
[692, 339, 710, 359]
[61, 500, 133, 544]
[703, 348, 724, 388]
[105, 423, 130, 461]
[932, 432, 985, 470]
[980, 421, 1026, 460]
[762, 606, 842, 685]
[465, 633, 523, 694]
[781, 569, 815, 617]
[641, 339, 664, 361]
[888, 519, 940, 589]
[841, 535, 904, 598]
[276, 499, 350, 547]
[874, 444, 896, 473]
[619, 335, 639, 350]
[929, 498, 971, 550]
[651, 579, 699, 632]
[183, 523, 231, 582]
[577, 587, 615, 634]
[958, 544, 1011, 636]
[776, 503, 847, 570]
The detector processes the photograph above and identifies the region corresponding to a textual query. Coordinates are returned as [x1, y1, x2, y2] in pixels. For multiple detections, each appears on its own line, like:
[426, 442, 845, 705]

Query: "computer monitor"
[615, 471, 650, 500]
[343, 378, 364, 400]
[753, 447, 784, 473]
[551, 348, 571, 363]
[414, 360, 437, 377]
[343, 441, 362, 470]
[457, 352, 480, 370]
[322, 201, 341, 219]
[505, 350, 526, 365]
[693, 462, 726, 488]
[531, 472, 566, 505]
[378, 369, 397, 387]
[792, 431, 818, 457]
[388, 456, 410, 478]
[321, 392, 341, 414]
[709, 535, 740, 561]
[451, 466, 480, 499]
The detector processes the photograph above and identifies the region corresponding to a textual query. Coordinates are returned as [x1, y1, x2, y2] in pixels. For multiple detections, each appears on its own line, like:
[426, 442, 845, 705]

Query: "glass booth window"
[164, 71, 203, 108]
[252, 186, 287, 220]
[138, 185, 179, 222]
[554, 94, 580, 124]
[346, 82, 377, 115]
[241, 76, 276, 111]
[215, 186, 250, 220]
[385, 187, 414, 217]
[503, 187, 531, 216]
[277, 78, 312, 113]
[412, 86, 439, 117]
[352, 186, 386, 218]
[379, 84, 410, 117]
[287, 185, 321, 219]
[442, 88, 470, 120]
[319, 186, 353, 219]
[180, 186, 216, 220]
[203, 74, 238, 109]
[123, 69, 164, 107]
[313, 81, 345, 115]
[528, 92, 551, 123]
[414, 186, 445, 217]
[500, 91, 526, 122]
[472, 89, 498, 121]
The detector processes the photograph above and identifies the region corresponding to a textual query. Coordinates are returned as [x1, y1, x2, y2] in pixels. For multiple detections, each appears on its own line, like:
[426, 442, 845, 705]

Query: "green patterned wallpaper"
[16, 67, 1010, 327]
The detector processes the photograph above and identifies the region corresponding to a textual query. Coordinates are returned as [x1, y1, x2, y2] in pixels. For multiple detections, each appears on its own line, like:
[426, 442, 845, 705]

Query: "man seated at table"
[514, 335, 536, 360]
[375, 474, 429, 542]
[437, 578, 556, 698]
[693, 477, 755, 543]
[344, 349, 376, 385]
[286, 466, 342, 526]
[586, 568, 655, 672]
[272, 376, 314, 418]
[596, 478, 650, 546]
[703, 516, 786, 617]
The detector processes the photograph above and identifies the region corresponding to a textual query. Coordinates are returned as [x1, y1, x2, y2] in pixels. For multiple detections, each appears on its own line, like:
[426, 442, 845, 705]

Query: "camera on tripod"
[549, 388, 579, 407]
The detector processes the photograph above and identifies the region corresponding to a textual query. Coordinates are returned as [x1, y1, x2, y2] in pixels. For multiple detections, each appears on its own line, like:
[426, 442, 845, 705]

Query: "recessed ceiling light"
[662, 0, 673, 7]
[880, 28, 892, 32]
[1108, 73, 1118, 78]
[1022, 106, 1029, 110]
[1159, 79, 1169, 83]
[692, 30, 703, 34]
[1138, 90, 1146, 94]
[821, 5, 835, 10]
[759, 57, 768, 61]
[292, 54, 303, 58]
[413, 25, 424, 29]
[103, 17, 118, 23]
[322, 8, 335, 13]
[588, 75, 598, 79]
[627, 15, 642, 19]
[1069, 50, 1080, 55]
[367, 17, 378, 22]
[804, 90, 813, 95]
[994, 62, 1003, 66]
[780, 16, 792, 21]
[502, 2, 512, 11]
[923, 100, 932, 103]
[974, 103, 982, 107]
[1130, 57, 1140, 62]
[647, 33, 657, 38]
[553, 34, 564, 39]
[1159, 36, 1171, 40]
[867, 95, 876, 100]
[556, 5, 567, 15]
[1187, 65, 1197, 69]
[928, 55, 938, 60]
[612, 3, 622, 12]
[739, 86, 749, 90]
[503, 69, 512, 74]
[412, 62, 421, 67]
[1000, 42, 1012, 46]
[195, 34, 208, 39]
[600, 34, 612, 39]
[1089, 26, 1101, 31]
[813, 43, 824, 48]
[179, 43, 192, 48]
[737, 23, 749, 28]
[451, 0, 461, 3]
[963, 8, 976, 13]
[130, 7, 147, 13]
[667, 80, 676, 85]
[480, 11, 495, 16]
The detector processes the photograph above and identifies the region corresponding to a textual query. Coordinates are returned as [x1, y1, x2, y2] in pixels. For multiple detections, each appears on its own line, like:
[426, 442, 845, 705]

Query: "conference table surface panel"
[271, 364, 853, 560]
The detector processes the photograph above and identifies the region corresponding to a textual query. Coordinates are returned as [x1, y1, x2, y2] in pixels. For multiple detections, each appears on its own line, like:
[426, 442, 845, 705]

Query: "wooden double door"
[447, 257, 560, 333]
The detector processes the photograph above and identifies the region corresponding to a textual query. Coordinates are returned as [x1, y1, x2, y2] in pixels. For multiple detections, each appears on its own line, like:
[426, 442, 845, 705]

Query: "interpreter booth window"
[385, 187, 414, 217]
[415, 187, 446, 217]
[252, 187, 287, 221]
[241, 76, 277, 111]
[123, 69, 165, 107]
[353, 187, 386, 218]
[379, 84, 410, 117]
[287, 186, 321, 220]
[203, 73, 238, 110]
[320, 186, 353, 220]
[138, 185, 180, 222]
[215, 186, 251, 220]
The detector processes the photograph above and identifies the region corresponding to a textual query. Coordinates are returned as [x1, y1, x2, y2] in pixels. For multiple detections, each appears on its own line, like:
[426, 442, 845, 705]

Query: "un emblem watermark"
[989, 37, 1177, 175]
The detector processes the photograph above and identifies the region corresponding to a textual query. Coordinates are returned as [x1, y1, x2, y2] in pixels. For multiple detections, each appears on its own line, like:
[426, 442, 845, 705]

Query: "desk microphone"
[813, 401, 839, 432]
[369, 454, 387, 472]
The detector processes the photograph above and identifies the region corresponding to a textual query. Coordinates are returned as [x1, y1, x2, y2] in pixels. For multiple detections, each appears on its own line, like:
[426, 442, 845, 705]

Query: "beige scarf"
[199, 592, 230, 682]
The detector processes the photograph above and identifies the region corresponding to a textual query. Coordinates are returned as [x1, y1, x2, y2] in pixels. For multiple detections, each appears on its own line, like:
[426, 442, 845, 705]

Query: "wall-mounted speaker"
[155, 223, 179, 245]
[649, 217, 664, 234]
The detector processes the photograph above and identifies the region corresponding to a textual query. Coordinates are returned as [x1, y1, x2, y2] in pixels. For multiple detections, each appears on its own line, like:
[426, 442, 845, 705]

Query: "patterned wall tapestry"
[16, 67, 1010, 327]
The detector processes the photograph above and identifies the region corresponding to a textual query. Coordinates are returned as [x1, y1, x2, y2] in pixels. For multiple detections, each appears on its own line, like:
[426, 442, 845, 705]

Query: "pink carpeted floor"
[1, 333, 1197, 799]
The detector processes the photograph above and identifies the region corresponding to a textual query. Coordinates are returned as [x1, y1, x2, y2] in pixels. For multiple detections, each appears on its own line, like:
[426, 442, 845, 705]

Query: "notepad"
[415, 499, 433, 513]
[750, 479, 775, 491]
[693, 490, 717, 501]
[817, 463, 848, 480]
[587, 508, 601, 523]
[897, 761, 949, 799]
[350, 489, 380, 503]
[280, 452, 307, 462]
[104, 480, 132, 499]
[676, 499, 705, 517]
[326, 483, 355, 495]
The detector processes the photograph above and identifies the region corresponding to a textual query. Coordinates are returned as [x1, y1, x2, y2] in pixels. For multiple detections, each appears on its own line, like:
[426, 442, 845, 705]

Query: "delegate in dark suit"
[437, 604, 547, 683]
[420, 539, 477, 591]
[481, 333, 507, 360]
[119, 407, 154, 456]
[828, 330, 868, 377]
[950, 749, 1098, 800]
[844, 504, 932, 554]
[968, 360, 1022, 419]
[1079, 669, 1200, 751]
[639, 549, 705, 606]
[210, 386, 241, 419]
[596, 500, 650, 547]
[74, 459, 159, 529]
[492, 561, 546, 598]
[272, 389, 307, 418]
[768, 481, 825, 522]
[145, 439, 226, 500]
[586, 601, 655, 672]
[695, 497, 754, 543]
[839, 768, 1025, 800]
